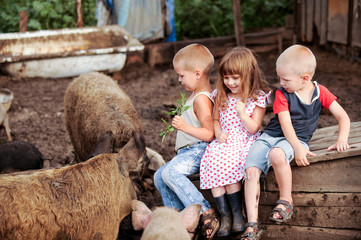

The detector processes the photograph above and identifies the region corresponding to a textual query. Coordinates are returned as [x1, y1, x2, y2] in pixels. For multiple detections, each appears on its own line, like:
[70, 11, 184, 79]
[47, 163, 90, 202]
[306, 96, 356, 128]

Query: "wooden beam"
[260, 192, 361, 207]
[265, 156, 361, 192]
[146, 28, 284, 66]
[19, 10, 28, 33]
[232, 0, 245, 46]
[259, 205, 361, 229]
[262, 225, 361, 240]
[76, 0, 83, 28]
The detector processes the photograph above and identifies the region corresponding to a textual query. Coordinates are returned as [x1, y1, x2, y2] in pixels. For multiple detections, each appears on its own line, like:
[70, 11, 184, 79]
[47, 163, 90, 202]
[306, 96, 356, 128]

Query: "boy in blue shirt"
[241, 44, 350, 240]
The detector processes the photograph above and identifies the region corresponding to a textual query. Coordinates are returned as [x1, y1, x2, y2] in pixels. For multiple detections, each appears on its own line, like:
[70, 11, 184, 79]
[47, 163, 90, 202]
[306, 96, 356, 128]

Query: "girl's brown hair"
[215, 47, 270, 110]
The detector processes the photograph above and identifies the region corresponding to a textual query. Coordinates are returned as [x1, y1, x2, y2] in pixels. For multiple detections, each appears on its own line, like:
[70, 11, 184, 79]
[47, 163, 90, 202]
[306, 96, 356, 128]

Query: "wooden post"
[232, 0, 245, 46]
[19, 10, 28, 32]
[76, 0, 83, 28]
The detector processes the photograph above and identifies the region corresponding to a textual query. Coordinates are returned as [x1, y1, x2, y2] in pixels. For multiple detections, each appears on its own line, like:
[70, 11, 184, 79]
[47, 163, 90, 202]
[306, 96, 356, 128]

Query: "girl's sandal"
[269, 199, 293, 224]
[240, 222, 263, 240]
[200, 209, 220, 240]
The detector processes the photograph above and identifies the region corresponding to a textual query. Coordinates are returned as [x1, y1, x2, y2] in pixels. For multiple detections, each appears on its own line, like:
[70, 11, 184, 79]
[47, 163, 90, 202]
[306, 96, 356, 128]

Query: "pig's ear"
[179, 204, 202, 233]
[131, 200, 153, 231]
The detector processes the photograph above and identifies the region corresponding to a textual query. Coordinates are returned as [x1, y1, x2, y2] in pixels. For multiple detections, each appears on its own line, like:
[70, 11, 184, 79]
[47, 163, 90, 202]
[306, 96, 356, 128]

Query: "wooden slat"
[266, 156, 361, 192]
[146, 29, 284, 66]
[319, 0, 328, 45]
[327, 0, 349, 44]
[259, 206, 361, 229]
[306, 121, 361, 163]
[259, 192, 361, 207]
[352, 0, 361, 47]
[261, 225, 361, 240]
[306, 0, 315, 42]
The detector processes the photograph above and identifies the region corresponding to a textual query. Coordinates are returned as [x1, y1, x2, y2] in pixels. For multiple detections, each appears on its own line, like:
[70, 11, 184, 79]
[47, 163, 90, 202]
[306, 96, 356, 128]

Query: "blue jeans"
[154, 141, 211, 214]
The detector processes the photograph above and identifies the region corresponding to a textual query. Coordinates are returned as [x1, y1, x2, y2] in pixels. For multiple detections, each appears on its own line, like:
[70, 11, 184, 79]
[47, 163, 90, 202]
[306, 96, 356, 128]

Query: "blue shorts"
[245, 133, 309, 177]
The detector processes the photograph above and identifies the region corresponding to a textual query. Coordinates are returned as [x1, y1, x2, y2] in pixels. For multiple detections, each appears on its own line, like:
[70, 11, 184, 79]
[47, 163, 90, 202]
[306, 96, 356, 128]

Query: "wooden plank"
[146, 29, 284, 66]
[309, 130, 361, 150]
[19, 10, 28, 33]
[314, 0, 321, 36]
[306, 0, 315, 42]
[259, 192, 361, 207]
[232, 0, 245, 46]
[265, 156, 361, 192]
[327, 0, 349, 44]
[319, 0, 328, 45]
[307, 143, 361, 164]
[261, 225, 361, 240]
[300, 0, 307, 42]
[352, 0, 361, 47]
[306, 122, 361, 163]
[259, 205, 361, 229]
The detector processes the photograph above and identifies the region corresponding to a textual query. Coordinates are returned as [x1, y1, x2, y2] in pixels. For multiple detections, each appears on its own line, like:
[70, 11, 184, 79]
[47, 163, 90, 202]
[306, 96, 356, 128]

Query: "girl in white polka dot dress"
[200, 47, 271, 237]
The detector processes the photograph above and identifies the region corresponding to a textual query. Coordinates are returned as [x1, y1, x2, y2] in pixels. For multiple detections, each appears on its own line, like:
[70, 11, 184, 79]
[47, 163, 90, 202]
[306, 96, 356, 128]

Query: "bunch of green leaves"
[0, 0, 96, 33]
[160, 92, 191, 143]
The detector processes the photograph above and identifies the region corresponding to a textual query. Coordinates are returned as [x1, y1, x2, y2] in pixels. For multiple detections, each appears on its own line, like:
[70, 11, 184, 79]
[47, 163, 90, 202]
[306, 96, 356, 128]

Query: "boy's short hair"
[276, 44, 317, 78]
[173, 43, 214, 76]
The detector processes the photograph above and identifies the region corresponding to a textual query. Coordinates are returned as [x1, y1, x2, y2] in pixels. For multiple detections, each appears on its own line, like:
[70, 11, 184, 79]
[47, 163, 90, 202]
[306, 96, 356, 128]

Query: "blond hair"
[215, 47, 270, 110]
[173, 43, 214, 76]
[276, 44, 317, 78]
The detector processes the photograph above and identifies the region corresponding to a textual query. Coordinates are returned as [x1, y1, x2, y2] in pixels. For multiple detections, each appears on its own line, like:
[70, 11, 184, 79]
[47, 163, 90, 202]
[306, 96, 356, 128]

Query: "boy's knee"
[245, 167, 262, 181]
[161, 166, 173, 184]
[153, 169, 163, 188]
[269, 148, 287, 166]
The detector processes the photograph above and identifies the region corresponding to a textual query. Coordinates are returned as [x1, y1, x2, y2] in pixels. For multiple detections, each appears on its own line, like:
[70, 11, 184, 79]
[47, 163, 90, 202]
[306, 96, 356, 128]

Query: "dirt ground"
[0, 44, 360, 238]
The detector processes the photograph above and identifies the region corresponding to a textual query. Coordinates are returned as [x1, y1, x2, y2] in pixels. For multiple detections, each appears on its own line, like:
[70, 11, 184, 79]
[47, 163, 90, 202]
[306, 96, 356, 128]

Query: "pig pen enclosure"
[0, 43, 361, 239]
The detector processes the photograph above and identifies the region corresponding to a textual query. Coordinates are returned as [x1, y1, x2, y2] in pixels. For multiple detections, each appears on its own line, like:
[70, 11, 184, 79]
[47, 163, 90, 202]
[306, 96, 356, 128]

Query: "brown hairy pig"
[64, 71, 164, 175]
[0, 138, 138, 240]
[131, 200, 202, 240]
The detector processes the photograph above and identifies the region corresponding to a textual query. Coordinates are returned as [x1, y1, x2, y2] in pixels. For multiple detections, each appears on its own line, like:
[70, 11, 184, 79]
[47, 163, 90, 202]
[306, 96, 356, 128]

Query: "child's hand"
[294, 146, 316, 167]
[172, 115, 186, 130]
[235, 101, 247, 117]
[216, 132, 228, 143]
[327, 141, 350, 152]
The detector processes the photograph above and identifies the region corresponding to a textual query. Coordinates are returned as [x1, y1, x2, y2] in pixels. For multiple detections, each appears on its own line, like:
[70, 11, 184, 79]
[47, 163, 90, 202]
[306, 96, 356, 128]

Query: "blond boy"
[154, 44, 219, 240]
[241, 45, 350, 240]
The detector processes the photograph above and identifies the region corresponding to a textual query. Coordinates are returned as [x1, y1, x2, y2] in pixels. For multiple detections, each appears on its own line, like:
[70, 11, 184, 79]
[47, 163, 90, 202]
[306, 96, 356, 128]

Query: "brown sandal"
[200, 209, 220, 240]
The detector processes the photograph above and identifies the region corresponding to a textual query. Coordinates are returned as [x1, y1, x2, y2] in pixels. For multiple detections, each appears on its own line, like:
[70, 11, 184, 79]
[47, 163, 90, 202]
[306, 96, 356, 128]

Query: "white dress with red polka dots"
[200, 90, 271, 189]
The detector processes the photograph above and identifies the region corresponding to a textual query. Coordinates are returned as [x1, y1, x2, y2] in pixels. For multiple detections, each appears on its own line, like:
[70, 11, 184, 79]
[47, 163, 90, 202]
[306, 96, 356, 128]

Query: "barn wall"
[295, 0, 361, 59]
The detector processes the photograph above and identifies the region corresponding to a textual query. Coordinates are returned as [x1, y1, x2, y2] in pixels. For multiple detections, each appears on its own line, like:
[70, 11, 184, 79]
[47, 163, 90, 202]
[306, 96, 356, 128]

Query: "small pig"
[0, 88, 13, 141]
[0, 140, 44, 173]
[131, 200, 202, 240]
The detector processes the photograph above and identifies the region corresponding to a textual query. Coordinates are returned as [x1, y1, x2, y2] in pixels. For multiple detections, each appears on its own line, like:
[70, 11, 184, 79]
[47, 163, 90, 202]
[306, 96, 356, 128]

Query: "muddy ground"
[0, 44, 360, 239]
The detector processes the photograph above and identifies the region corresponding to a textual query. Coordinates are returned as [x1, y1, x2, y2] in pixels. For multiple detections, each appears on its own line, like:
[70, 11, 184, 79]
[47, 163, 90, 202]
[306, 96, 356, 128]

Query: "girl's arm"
[236, 101, 266, 135]
[213, 105, 228, 143]
[172, 94, 214, 142]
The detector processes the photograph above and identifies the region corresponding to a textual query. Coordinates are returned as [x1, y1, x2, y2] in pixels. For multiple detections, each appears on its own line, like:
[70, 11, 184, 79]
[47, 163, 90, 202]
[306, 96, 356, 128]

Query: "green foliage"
[174, 0, 234, 40]
[242, 0, 293, 30]
[0, 0, 96, 33]
[174, 0, 293, 40]
[160, 92, 191, 143]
